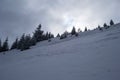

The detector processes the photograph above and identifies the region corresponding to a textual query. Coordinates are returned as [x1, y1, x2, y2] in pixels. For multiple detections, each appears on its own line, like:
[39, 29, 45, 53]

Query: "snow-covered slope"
[0, 23, 120, 80]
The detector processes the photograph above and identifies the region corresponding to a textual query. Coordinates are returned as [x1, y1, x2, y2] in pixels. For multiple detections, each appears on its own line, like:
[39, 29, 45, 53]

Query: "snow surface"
[0, 23, 120, 80]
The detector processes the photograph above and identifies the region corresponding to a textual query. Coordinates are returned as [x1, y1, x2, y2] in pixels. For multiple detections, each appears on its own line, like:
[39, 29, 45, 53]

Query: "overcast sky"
[0, 0, 120, 44]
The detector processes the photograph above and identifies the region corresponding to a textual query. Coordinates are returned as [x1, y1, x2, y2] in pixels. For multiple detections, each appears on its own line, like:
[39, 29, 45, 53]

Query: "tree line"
[0, 24, 54, 52]
[0, 19, 115, 53]
[59, 19, 114, 39]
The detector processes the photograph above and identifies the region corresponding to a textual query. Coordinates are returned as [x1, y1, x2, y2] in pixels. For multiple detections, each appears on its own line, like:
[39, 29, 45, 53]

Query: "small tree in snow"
[11, 38, 18, 50]
[30, 35, 36, 46]
[104, 23, 109, 29]
[56, 33, 60, 37]
[71, 27, 76, 35]
[84, 27, 87, 31]
[98, 25, 102, 31]
[60, 31, 68, 39]
[33, 24, 44, 42]
[110, 19, 114, 26]
[2, 37, 9, 51]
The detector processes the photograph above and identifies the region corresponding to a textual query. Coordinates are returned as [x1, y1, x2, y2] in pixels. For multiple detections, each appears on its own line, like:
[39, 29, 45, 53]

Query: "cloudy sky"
[0, 0, 120, 44]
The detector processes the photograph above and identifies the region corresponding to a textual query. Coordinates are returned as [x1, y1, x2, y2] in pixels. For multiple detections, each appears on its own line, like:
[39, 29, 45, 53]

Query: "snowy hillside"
[0, 23, 120, 80]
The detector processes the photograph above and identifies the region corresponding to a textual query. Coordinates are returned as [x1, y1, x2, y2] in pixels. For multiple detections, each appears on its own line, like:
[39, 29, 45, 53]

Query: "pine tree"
[60, 31, 68, 39]
[56, 33, 60, 37]
[18, 34, 32, 51]
[50, 33, 54, 38]
[2, 37, 9, 51]
[104, 23, 107, 27]
[48, 32, 54, 39]
[110, 19, 114, 26]
[11, 38, 18, 50]
[104, 23, 109, 29]
[45, 32, 49, 40]
[17, 34, 25, 50]
[98, 25, 102, 31]
[47, 32, 54, 42]
[71, 27, 76, 35]
[22, 34, 31, 50]
[30, 35, 36, 46]
[33, 24, 44, 42]
[84, 27, 87, 31]
[48, 32, 51, 39]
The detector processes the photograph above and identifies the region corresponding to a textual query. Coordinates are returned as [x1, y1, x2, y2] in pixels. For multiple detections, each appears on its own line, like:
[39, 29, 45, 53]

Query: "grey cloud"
[0, 0, 120, 44]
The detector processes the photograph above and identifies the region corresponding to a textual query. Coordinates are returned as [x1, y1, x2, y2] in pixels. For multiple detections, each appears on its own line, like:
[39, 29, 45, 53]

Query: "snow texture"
[0, 23, 120, 80]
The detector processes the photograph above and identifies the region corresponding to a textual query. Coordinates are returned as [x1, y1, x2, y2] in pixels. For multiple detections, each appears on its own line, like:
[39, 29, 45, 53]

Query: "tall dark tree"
[48, 32, 54, 39]
[51, 34, 54, 38]
[30, 35, 36, 46]
[56, 33, 60, 37]
[71, 27, 76, 35]
[11, 38, 18, 50]
[84, 27, 87, 31]
[104, 23, 107, 27]
[22, 34, 31, 51]
[45, 32, 49, 40]
[33, 24, 44, 42]
[17, 34, 25, 50]
[48, 32, 51, 39]
[110, 19, 114, 26]
[2, 37, 9, 51]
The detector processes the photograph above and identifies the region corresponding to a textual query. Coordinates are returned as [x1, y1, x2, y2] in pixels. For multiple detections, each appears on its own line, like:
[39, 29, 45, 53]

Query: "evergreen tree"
[41, 32, 49, 40]
[45, 32, 49, 40]
[2, 37, 9, 51]
[17, 34, 25, 50]
[71, 27, 76, 35]
[33, 24, 44, 42]
[48, 32, 51, 39]
[110, 19, 114, 26]
[18, 34, 32, 51]
[56, 33, 60, 37]
[11, 38, 18, 50]
[30, 35, 36, 46]
[104, 23, 109, 29]
[47, 32, 54, 42]
[84, 27, 87, 31]
[22, 34, 31, 51]
[50, 33, 54, 38]
[104, 23, 107, 27]
[48, 32, 54, 39]
[98, 25, 102, 31]
[60, 31, 68, 39]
